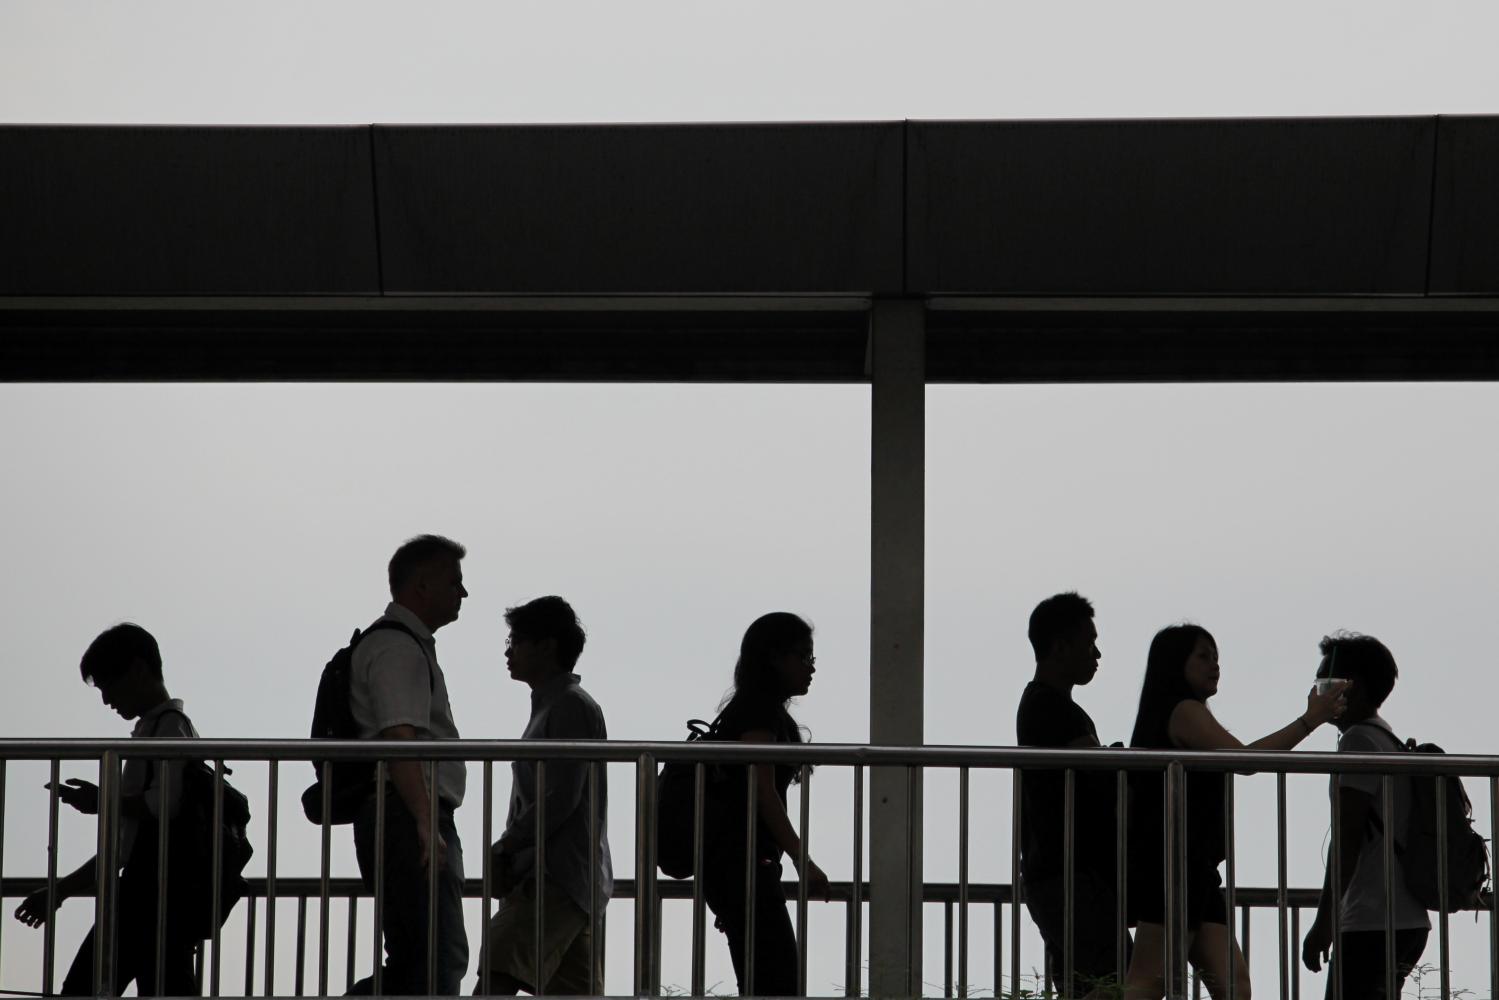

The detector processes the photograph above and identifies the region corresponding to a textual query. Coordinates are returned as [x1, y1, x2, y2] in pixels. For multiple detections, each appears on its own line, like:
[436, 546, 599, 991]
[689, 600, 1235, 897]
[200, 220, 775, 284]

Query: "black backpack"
[1356, 724, 1492, 913]
[301, 621, 424, 825]
[656, 716, 725, 879]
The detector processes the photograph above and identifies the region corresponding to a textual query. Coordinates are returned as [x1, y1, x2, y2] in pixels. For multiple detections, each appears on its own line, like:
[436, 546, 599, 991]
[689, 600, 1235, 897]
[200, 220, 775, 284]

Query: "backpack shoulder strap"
[355, 620, 436, 694]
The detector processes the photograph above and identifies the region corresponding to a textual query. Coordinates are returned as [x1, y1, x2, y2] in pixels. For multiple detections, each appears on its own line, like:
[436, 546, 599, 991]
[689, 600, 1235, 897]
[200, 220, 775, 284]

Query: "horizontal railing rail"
[0, 740, 1494, 999]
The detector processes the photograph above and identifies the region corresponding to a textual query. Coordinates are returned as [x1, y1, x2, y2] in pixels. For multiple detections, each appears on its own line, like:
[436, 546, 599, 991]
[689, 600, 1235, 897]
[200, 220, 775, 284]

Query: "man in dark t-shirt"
[1015, 592, 1129, 998]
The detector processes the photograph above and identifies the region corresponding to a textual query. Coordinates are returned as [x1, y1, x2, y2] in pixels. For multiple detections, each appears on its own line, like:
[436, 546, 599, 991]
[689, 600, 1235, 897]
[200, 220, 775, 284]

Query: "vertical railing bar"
[535, 760, 547, 997]
[743, 762, 758, 998]
[264, 759, 279, 998]
[372, 759, 387, 998]
[1176, 766, 1189, 1000]
[958, 766, 969, 1000]
[426, 761, 439, 996]
[1241, 904, 1251, 961]
[481, 759, 494, 998]
[1490, 775, 1498, 1000]
[346, 895, 358, 993]
[1381, 775, 1396, 1000]
[850, 763, 864, 999]
[1436, 775, 1450, 1000]
[1009, 769, 1022, 1000]
[210, 760, 226, 997]
[993, 900, 1002, 1000]
[294, 895, 307, 997]
[318, 760, 333, 997]
[797, 764, 812, 997]
[1276, 771, 1289, 1000]
[1117, 768, 1128, 992]
[1224, 772, 1237, 1000]
[1330, 773, 1343, 1000]
[943, 900, 953, 998]
[1063, 768, 1075, 1000]
[244, 892, 258, 997]
[154, 762, 173, 995]
[1290, 906, 1300, 1000]
[44, 759, 60, 997]
[0, 761, 7, 982]
[691, 762, 707, 997]
[1162, 765, 1177, 1000]
[588, 761, 602, 996]
[92, 752, 119, 999]
[633, 753, 658, 997]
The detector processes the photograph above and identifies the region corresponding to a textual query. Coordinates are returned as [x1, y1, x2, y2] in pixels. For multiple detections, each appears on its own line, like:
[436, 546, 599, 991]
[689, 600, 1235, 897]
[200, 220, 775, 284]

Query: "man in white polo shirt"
[348, 535, 470, 995]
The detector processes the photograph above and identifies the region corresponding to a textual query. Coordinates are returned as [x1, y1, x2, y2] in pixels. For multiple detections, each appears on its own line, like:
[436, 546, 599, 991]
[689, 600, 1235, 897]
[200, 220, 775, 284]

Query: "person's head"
[388, 534, 468, 631]
[504, 596, 586, 688]
[727, 612, 816, 709]
[1027, 592, 1100, 686]
[1317, 631, 1396, 727]
[79, 623, 168, 720]
[1129, 623, 1217, 748]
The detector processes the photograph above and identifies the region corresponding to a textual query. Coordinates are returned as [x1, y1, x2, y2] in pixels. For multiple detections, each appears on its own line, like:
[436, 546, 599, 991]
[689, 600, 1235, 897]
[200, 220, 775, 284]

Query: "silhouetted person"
[1125, 625, 1348, 1000]
[1015, 592, 1129, 998]
[348, 535, 470, 995]
[481, 597, 612, 996]
[13, 624, 202, 996]
[703, 613, 830, 997]
[1301, 633, 1428, 999]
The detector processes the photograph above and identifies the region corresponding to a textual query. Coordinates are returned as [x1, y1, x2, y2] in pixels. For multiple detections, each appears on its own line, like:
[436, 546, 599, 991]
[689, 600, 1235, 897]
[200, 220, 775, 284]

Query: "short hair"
[1027, 592, 1096, 660]
[505, 596, 587, 669]
[79, 623, 162, 686]
[388, 535, 466, 594]
[1320, 631, 1398, 708]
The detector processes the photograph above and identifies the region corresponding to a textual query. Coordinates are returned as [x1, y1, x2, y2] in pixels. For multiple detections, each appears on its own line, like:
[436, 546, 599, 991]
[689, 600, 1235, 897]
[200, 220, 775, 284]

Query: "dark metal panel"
[908, 118, 1436, 295]
[1429, 116, 1499, 294]
[0, 127, 380, 295]
[373, 123, 904, 294]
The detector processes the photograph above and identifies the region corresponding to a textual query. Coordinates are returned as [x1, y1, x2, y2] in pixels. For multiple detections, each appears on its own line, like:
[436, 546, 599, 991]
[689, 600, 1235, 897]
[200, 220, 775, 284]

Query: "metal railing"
[0, 739, 1494, 999]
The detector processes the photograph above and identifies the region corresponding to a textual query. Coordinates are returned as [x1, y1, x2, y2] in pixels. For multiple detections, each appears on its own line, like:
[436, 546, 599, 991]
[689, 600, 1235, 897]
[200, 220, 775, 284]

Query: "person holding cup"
[1124, 624, 1349, 1000]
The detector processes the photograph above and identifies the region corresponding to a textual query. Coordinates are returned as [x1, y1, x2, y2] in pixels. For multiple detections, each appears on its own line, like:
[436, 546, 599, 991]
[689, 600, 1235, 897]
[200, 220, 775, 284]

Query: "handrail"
[3, 738, 1498, 775]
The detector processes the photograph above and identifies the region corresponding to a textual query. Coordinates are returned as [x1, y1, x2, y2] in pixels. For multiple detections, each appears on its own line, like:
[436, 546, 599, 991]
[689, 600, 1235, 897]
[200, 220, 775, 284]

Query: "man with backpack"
[346, 535, 471, 995]
[12, 623, 250, 996]
[1301, 632, 1429, 999]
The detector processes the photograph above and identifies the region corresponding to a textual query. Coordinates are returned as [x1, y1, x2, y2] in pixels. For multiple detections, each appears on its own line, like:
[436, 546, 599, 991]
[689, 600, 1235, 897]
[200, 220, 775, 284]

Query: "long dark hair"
[1129, 624, 1215, 750]
[718, 611, 811, 745]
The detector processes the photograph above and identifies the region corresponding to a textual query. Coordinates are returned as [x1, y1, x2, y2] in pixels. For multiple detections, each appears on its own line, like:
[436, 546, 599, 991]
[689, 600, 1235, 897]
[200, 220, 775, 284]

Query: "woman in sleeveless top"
[703, 612, 831, 997]
[1125, 625, 1348, 1000]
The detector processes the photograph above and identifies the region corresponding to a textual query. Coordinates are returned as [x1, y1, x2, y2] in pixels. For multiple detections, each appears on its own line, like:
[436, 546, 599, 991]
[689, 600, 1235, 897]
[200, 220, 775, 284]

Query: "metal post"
[1490, 776, 1498, 1000]
[1163, 764, 1179, 1000]
[1224, 772, 1237, 1000]
[1117, 768, 1128, 992]
[93, 751, 118, 999]
[1436, 777, 1450, 1000]
[744, 763, 759, 998]
[210, 761, 226, 997]
[958, 766, 969, 999]
[318, 760, 333, 997]
[1290, 907, 1300, 1000]
[294, 896, 307, 997]
[993, 900, 1003, 1000]
[265, 760, 279, 998]
[44, 759, 60, 996]
[426, 761, 439, 996]
[868, 296, 925, 997]
[633, 753, 658, 997]
[373, 760, 387, 997]
[1381, 776, 1396, 1000]
[588, 761, 603, 996]
[797, 764, 812, 996]
[346, 896, 358, 992]
[1276, 772, 1289, 1000]
[691, 762, 707, 997]
[154, 763, 173, 994]
[1010, 771, 1022, 1000]
[849, 763, 864, 999]
[1063, 768, 1075, 999]
[244, 893, 257, 996]
[535, 760, 547, 996]
[481, 759, 493, 997]
[1330, 775, 1343, 1000]
[0, 761, 6, 980]
[943, 901, 953, 997]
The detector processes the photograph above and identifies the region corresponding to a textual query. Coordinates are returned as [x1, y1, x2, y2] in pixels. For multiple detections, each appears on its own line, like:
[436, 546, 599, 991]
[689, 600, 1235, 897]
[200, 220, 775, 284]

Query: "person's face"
[420, 557, 468, 629]
[92, 661, 154, 720]
[774, 638, 816, 698]
[505, 631, 559, 687]
[1059, 621, 1101, 686]
[1182, 635, 1221, 700]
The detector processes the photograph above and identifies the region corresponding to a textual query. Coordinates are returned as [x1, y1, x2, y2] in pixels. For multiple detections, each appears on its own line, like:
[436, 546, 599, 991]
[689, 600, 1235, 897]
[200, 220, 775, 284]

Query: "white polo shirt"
[120, 698, 198, 865]
[349, 601, 466, 808]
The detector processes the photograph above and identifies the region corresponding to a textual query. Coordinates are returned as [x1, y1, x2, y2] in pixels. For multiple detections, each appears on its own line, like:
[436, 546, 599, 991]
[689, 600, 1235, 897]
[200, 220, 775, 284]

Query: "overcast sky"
[2, 3, 1497, 997]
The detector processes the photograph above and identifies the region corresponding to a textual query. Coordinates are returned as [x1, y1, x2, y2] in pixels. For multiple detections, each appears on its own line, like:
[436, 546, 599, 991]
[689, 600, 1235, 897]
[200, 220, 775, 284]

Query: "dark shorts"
[1324, 929, 1428, 1000]
[1129, 859, 1228, 930]
[1025, 869, 1133, 996]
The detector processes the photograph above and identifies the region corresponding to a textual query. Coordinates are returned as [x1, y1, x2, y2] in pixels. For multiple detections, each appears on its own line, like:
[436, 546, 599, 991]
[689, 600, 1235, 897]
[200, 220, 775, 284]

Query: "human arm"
[737, 728, 830, 898]
[494, 698, 597, 862]
[380, 725, 446, 869]
[1302, 786, 1373, 971]
[1167, 683, 1347, 753]
[14, 856, 97, 928]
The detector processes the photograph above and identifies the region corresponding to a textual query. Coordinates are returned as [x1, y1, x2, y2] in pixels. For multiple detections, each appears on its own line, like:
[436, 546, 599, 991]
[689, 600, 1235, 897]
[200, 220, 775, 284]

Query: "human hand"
[1303, 680, 1351, 727]
[417, 824, 448, 871]
[50, 778, 99, 815]
[799, 859, 832, 900]
[1301, 916, 1333, 972]
[14, 889, 62, 928]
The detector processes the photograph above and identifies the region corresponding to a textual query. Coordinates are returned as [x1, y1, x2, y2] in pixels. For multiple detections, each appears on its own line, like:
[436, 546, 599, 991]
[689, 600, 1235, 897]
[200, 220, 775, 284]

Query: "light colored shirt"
[120, 698, 198, 866]
[1332, 715, 1430, 932]
[499, 672, 612, 914]
[349, 601, 466, 808]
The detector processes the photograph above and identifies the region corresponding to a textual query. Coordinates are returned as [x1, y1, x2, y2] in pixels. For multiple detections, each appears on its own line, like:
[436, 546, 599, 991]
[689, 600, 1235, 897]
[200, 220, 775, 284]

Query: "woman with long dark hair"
[1125, 625, 1347, 1000]
[704, 612, 830, 997]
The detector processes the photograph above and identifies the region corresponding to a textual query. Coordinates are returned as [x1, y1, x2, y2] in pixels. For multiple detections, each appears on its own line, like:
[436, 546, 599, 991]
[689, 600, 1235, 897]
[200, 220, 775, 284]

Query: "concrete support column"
[868, 298, 925, 997]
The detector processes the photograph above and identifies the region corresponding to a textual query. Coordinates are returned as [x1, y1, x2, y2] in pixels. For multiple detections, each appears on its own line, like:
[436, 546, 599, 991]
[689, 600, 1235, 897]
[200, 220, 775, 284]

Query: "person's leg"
[747, 862, 799, 997]
[1392, 929, 1430, 994]
[351, 794, 426, 996]
[704, 867, 751, 994]
[1124, 922, 1166, 1000]
[1327, 931, 1380, 1000]
[59, 928, 99, 997]
[1020, 874, 1066, 993]
[436, 812, 470, 995]
[1069, 872, 1131, 999]
[1187, 922, 1250, 1000]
